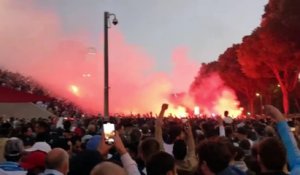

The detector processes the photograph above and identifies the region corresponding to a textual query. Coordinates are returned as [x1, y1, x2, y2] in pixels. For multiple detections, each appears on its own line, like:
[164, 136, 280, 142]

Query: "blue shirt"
[0, 161, 27, 175]
[277, 121, 300, 175]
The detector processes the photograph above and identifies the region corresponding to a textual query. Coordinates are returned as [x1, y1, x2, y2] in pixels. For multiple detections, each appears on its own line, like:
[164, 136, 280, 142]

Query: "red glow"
[0, 1, 242, 117]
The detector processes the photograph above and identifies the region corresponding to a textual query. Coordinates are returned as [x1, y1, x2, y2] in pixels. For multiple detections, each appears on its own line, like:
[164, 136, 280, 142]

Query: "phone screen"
[103, 122, 115, 144]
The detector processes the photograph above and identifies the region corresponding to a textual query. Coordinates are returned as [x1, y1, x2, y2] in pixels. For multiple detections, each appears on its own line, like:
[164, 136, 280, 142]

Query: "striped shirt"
[0, 161, 27, 175]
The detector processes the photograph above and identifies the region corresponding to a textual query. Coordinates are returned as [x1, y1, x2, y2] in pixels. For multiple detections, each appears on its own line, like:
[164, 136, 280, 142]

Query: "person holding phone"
[98, 125, 140, 175]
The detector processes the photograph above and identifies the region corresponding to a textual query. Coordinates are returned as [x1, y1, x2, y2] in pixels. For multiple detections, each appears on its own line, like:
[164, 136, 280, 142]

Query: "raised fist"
[161, 103, 169, 111]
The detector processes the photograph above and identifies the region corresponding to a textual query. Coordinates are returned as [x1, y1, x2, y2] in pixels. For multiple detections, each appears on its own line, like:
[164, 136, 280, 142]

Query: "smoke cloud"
[0, 1, 241, 117]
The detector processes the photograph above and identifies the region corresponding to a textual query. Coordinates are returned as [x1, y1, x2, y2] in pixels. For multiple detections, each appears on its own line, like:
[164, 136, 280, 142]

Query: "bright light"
[168, 106, 188, 118]
[194, 106, 200, 115]
[277, 84, 280, 88]
[247, 112, 251, 116]
[82, 73, 92, 78]
[211, 113, 216, 117]
[256, 93, 260, 97]
[69, 85, 80, 96]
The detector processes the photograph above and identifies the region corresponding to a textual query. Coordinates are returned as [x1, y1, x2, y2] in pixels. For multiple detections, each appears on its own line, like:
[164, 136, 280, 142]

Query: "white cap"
[25, 142, 51, 153]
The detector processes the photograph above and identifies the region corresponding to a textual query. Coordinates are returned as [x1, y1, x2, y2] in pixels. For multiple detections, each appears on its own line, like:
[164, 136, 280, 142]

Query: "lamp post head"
[112, 17, 118, 25]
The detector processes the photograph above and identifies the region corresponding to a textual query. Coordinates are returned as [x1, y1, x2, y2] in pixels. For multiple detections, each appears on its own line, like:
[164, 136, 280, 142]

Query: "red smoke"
[0, 1, 241, 117]
[189, 73, 242, 117]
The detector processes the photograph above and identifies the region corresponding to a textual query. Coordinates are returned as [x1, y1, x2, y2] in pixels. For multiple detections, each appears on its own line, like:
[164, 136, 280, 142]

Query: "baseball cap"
[4, 137, 24, 158]
[25, 142, 51, 153]
[20, 151, 47, 170]
[86, 135, 101, 151]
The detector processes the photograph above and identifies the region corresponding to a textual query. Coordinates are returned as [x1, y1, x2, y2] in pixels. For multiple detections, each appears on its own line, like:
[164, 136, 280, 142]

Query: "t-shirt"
[163, 143, 174, 156]
[0, 161, 27, 175]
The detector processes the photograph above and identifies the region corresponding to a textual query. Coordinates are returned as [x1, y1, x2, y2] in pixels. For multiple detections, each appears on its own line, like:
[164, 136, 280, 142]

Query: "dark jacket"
[218, 166, 246, 175]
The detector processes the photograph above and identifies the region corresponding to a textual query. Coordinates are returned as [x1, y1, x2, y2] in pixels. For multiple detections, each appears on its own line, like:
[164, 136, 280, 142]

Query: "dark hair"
[173, 139, 187, 160]
[237, 127, 248, 136]
[234, 147, 245, 161]
[258, 137, 286, 171]
[63, 120, 71, 132]
[130, 128, 142, 144]
[146, 151, 175, 175]
[69, 150, 103, 175]
[36, 120, 49, 131]
[239, 139, 251, 150]
[197, 137, 232, 173]
[168, 125, 183, 143]
[51, 138, 70, 151]
[71, 136, 81, 145]
[139, 138, 160, 162]
[202, 121, 218, 138]
[224, 111, 229, 117]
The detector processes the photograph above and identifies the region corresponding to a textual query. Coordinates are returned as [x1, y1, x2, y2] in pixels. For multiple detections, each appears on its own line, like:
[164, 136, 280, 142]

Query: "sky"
[0, 0, 268, 115]
[35, 0, 268, 71]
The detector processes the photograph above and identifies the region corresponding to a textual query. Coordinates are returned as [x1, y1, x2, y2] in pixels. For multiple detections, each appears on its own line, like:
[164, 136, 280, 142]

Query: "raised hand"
[98, 132, 113, 157]
[264, 105, 285, 122]
[113, 131, 127, 155]
[161, 103, 169, 111]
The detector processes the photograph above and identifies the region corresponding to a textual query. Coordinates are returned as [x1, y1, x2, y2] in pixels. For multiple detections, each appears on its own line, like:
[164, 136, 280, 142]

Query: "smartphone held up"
[103, 122, 115, 145]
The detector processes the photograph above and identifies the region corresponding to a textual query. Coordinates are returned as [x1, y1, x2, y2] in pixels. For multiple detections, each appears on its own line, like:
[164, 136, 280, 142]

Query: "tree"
[238, 27, 300, 114]
[218, 44, 274, 114]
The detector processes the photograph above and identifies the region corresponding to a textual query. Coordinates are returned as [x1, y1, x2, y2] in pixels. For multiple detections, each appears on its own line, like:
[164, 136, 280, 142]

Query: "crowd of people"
[0, 69, 85, 119]
[2, 70, 300, 175]
[0, 103, 300, 175]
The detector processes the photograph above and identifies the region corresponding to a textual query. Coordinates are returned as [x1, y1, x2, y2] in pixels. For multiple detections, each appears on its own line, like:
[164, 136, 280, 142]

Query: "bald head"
[91, 162, 126, 175]
[45, 148, 69, 174]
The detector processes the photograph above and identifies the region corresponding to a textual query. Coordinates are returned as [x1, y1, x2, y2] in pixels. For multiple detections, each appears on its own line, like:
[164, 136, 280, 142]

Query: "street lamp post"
[256, 93, 263, 114]
[104, 11, 118, 120]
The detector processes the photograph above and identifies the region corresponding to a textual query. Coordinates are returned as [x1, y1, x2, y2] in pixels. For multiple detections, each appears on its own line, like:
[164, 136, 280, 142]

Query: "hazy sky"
[35, 0, 268, 71]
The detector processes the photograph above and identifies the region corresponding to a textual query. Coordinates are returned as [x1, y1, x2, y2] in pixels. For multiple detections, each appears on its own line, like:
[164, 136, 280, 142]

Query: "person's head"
[86, 135, 101, 151]
[71, 136, 82, 154]
[91, 161, 126, 175]
[224, 111, 229, 117]
[197, 137, 232, 175]
[234, 146, 245, 161]
[22, 125, 33, 137]
[168, 124, 185, 143]
[202, 121, 218, 138]
[35, 120, 49, 134]
[45, 148, 69, 175]
[87, 123, 97, 135]
[4, 137, 24, 162]
[21, 151, 48, 174]
[257, 137, 286, 172]
[130, 128, 142, 144]
[173, 139, 187, 161]
[146, 151, 176, 175]
[69, 150, 103, 175]
[236, 127, 248, 140]
[239, 139, 251, 156]
[138, 137, 160, 162]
